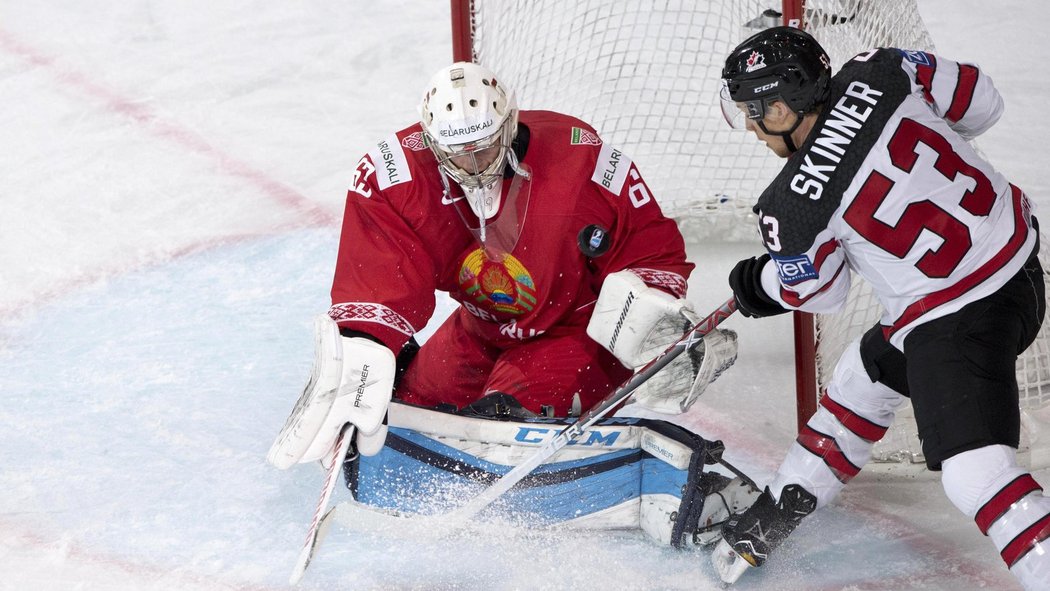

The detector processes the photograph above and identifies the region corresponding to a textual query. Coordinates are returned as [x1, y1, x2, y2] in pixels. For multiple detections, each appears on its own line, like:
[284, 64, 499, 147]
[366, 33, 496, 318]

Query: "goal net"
[454, 0, 1050, 467]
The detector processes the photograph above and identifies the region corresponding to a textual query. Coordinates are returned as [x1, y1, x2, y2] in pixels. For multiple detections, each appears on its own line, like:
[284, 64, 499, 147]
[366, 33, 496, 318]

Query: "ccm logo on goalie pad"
[515, 426, 621, 446]
[771, 253, 817, 285]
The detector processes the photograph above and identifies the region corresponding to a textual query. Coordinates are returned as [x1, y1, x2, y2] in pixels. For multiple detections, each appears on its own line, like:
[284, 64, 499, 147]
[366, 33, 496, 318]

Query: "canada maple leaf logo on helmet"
[745, 51, 766, 73]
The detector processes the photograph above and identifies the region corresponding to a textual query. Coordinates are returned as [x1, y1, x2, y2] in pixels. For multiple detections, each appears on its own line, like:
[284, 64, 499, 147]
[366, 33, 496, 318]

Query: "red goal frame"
[448, 0, 821, 432]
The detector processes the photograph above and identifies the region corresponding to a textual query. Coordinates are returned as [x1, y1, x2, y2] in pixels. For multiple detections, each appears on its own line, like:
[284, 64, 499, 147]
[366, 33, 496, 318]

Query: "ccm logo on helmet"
[771, 253, 817, 285]
[753, 81, 780, 94]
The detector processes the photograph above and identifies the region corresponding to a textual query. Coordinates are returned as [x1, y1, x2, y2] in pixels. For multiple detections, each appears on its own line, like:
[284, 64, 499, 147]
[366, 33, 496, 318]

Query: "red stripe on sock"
[1000, 512, 1050, 568]
[798, 426, 861, 484]
[819, 394, 888, 443]
[976, 475, 1042, 535]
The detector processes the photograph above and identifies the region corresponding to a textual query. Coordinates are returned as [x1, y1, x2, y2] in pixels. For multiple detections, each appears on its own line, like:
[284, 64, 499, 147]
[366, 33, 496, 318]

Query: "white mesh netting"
[470, 0, 783, 242]
[466, 0, 1050, 466]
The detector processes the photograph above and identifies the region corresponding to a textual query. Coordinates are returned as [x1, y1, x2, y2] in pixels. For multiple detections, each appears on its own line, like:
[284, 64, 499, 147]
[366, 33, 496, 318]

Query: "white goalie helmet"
[419, 62, 519, 196]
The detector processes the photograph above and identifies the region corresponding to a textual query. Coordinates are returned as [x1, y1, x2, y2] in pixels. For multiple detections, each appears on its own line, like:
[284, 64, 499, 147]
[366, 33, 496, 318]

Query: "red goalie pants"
[394, 308, 633, 417]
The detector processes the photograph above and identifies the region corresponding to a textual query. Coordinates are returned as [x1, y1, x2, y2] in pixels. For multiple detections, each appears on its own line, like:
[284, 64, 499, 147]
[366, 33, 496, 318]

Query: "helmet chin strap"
[758, 112, 804, 153]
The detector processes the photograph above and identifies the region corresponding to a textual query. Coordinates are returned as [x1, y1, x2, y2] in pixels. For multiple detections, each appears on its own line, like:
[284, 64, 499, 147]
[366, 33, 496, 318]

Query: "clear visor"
[719, 80, 765, 130]
[448, 162, 533, 261]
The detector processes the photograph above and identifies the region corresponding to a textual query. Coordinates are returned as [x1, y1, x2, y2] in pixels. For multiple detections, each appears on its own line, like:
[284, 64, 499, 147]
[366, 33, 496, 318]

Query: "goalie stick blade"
[287, 424, 354, 585]
[289, 504, 341, 585]
[711, 538, 754, 584]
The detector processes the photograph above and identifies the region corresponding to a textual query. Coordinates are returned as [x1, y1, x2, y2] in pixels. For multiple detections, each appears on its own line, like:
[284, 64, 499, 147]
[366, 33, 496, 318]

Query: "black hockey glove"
[728, 254, 790, 318]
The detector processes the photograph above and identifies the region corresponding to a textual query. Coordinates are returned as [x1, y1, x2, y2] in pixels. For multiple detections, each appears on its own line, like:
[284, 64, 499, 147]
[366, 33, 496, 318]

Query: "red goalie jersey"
[329, 110, 692, 414]
[754, 49, 1038, 349]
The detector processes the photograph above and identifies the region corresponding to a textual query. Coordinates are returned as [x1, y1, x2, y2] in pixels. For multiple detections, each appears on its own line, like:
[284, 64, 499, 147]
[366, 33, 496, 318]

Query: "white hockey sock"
[769, 341, 902, 507]
[943, 445, 1050, 591]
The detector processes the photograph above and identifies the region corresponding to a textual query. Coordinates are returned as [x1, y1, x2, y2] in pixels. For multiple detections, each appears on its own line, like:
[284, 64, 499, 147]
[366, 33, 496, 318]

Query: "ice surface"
[1, 1, 1046, 590]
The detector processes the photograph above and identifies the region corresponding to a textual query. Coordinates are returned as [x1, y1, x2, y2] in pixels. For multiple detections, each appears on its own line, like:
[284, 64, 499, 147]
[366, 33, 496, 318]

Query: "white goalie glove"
[267, 314, 396, 469]
[586, 270, 738, 414]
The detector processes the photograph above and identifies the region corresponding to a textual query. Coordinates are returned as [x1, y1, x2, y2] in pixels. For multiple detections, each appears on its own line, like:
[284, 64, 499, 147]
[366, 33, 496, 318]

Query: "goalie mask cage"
[451, 0, 1050, 467]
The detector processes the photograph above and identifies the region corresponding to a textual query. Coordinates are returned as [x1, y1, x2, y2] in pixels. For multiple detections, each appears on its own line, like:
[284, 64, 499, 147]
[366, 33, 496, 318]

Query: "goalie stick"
[288, 423, 353, 585]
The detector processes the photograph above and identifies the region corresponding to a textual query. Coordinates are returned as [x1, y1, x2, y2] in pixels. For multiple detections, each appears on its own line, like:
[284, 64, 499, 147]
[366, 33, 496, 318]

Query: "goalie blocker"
[343, 400, 759, 547]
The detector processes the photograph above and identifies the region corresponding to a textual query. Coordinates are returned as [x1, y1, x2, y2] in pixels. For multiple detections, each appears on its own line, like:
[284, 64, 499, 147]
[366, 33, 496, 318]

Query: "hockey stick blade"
[289, 424, 354, 585]
[443, 297, 738, 523]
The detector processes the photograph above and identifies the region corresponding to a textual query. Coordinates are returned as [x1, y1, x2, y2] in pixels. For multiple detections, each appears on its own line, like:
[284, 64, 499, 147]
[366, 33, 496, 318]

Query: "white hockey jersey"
[753, 48, 1038, 349]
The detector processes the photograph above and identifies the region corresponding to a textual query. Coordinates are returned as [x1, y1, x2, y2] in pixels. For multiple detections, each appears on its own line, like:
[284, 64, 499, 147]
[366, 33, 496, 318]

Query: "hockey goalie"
[266, 61, 753, 576]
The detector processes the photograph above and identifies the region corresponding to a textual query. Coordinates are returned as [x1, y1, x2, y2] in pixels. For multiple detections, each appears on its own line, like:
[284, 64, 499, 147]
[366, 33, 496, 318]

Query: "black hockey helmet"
[720, 26, 831, 127]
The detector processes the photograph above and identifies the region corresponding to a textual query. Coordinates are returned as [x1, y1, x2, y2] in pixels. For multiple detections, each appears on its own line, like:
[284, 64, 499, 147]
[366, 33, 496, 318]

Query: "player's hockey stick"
[288, 423, 354, 585]
[443, 296, 738, 523]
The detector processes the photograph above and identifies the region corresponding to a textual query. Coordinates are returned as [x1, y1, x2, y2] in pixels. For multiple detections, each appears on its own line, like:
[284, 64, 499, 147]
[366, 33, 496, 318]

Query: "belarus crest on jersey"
[745, 51, 767, 72]
[458, 249, 538, 319]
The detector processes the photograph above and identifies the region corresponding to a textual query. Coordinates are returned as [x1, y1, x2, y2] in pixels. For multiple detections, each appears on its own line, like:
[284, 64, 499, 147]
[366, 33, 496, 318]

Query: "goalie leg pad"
[638, 421, 752, 548]
[344, 403, 758, 546]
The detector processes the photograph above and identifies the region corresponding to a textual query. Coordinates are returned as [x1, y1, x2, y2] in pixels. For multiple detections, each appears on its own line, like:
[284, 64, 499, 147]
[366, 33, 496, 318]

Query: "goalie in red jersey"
[267, 62, 738, 471]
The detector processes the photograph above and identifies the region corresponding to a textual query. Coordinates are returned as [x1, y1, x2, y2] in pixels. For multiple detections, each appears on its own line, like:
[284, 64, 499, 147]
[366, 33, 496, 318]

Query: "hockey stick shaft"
[447, 296, 738, 522]
[289, 424, 354, 585]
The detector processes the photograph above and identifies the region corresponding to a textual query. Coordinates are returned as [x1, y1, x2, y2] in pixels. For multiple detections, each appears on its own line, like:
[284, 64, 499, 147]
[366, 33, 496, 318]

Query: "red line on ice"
[0, 29, 337, 228]
[2, 518, 284, 591]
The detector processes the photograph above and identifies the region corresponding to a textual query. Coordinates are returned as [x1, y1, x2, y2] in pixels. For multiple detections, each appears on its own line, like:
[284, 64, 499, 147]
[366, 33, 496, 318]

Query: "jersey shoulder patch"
[399, 130, 429, 152]
[367, 133, 413, 190]
[897, 49, 934, 66]
[590, 142, 633, 194]
[569, 126, 602, 146]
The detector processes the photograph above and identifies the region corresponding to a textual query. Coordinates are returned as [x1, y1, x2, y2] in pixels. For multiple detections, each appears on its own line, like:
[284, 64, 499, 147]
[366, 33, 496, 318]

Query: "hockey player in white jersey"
[712, 26, 1050, 590]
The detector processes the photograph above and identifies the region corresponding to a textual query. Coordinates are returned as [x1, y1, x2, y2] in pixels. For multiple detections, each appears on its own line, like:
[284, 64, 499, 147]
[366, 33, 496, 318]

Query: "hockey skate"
[711, 484, 816, 584]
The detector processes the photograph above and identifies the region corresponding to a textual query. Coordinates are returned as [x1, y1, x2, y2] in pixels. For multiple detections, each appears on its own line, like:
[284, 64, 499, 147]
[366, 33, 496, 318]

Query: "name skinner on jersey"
[790, 81, 884, 200]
